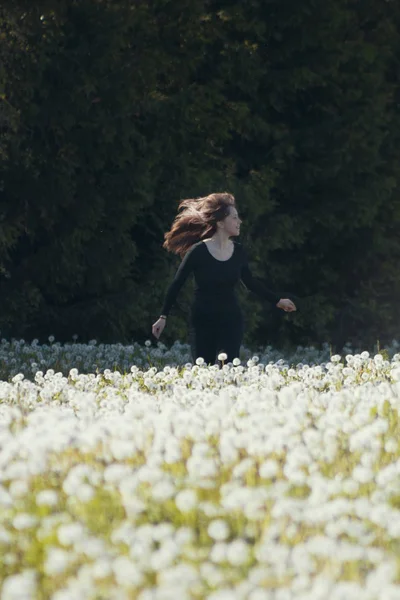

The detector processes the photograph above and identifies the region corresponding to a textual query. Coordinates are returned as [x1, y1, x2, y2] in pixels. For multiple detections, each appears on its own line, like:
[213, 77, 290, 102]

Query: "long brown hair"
[163, 192, 236, 258]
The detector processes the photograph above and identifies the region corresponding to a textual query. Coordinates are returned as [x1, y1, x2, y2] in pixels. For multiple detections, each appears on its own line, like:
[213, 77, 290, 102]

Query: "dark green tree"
[1, 0, 399, 351]
[0, 1, 164, 341]
[192, 0, 400, 351]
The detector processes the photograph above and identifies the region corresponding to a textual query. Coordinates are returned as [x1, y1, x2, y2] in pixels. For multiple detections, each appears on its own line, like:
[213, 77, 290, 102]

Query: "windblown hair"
[163, 192, 236, 258]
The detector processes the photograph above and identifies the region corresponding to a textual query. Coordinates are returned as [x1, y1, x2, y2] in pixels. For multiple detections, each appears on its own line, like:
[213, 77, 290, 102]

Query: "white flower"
[11, 373, 24, 383]
[36, 490, 58, 507]
[226, 539, 250, 566]
[137, 466, 164, 485]
[196, 357, 205, 366]
[75, 483, 95, 502]
[110, 439, 137, 460]
[233, 458, 254, 478]
[157, 563, 198, 587]
[0, 486, 13, 508]
[385, 439, 398, 454]
[13, 514, 37, 530]
[199, 501, 221, 518]
[342, 478, 359, 496]
[137, 592, 156, 600]
[113, 556, 144, 587]
[69, 368, 79, 380]
[145, 340, 152, 347]
[3, 553, 17, 567]
[1, 570, 37, 600]
[330, 355, 342, 363]
[352, 465, 374, 484]
[149, 540, 179, 570]
[58, 522, 85, 546]
[77, 537, 105, 558]
[175, 489, 197, 512]
[259, 459, 279, 479]
[218, 352, 228, 362]
[187, 456, 217, 478]
[92, 558, 113, 580]
[208, 589, 238, 600]
[4, 335, 400, 598]
[209, 542, 228, 563]
[104, 464, 133, 484]
[151, 480, 175, 502]
[44, 547, 72, 575]
[9, 480, 29, 498]
[0, 528, 11, 545]
[200, 562, 225, 587]
[248, 590, 272, 600]
[208, 519, 230, 541]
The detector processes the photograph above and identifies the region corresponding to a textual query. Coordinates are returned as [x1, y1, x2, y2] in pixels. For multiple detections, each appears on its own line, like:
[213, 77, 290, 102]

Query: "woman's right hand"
[152, 317, 166, 339]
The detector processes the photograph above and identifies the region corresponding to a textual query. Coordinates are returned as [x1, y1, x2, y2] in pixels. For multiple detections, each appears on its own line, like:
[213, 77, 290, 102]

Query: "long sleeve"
[160, 245, 197, 316]
[240, 247, 281, 306]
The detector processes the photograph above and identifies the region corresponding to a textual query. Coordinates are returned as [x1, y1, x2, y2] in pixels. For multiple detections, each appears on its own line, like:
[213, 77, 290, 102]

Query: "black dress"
[160, 240, 281, 365]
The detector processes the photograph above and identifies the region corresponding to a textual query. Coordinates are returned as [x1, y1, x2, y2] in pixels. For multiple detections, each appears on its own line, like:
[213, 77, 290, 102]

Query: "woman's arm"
[160, 244, 198, 317]
[240, 247, 281, 306]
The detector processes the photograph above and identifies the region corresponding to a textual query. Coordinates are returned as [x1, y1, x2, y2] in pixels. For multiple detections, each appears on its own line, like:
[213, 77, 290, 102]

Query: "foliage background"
[1, 0, 399, 352]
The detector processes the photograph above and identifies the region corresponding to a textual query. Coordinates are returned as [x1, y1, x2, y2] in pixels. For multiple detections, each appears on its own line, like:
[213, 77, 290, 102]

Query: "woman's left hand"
[277, 298, 297, 312]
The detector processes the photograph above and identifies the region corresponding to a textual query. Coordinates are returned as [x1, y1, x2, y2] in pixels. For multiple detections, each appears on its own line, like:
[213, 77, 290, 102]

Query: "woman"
[152, 192, 297, 365]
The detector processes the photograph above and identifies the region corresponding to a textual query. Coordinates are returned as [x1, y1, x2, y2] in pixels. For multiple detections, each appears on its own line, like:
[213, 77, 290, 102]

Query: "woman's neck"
[209, 231, 231, 249]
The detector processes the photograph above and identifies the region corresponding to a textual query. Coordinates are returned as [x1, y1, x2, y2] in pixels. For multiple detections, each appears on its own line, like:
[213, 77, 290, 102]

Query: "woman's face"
[219, 205, 242, 237]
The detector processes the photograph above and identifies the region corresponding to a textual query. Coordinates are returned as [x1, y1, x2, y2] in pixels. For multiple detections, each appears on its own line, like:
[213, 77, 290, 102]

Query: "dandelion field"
[1, 338, 400, 599]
